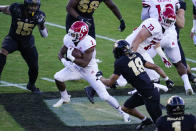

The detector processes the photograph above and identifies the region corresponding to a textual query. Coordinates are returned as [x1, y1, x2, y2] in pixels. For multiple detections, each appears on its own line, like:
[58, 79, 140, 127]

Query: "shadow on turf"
[0, 86, 193, 131]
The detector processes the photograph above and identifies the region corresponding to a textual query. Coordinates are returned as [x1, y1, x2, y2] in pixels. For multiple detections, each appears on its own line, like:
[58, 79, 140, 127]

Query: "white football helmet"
[160, 7, 176, 29]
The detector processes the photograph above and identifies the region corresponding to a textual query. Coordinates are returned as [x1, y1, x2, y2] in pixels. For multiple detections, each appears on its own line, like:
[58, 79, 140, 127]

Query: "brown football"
[72, 48, 83, 58]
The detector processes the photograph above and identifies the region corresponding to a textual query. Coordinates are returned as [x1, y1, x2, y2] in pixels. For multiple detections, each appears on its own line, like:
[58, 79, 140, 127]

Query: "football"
[72, 48, 83, 58]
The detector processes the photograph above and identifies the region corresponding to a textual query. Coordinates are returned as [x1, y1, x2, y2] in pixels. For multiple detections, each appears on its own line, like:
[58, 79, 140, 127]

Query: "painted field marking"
[0, 80, 27, 90]
[41, 77, 55, 82]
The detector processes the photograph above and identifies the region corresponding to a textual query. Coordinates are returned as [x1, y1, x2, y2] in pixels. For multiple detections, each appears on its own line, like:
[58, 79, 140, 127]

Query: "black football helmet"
[166, 96, 185, 116]
[24, 0, 41, 16]
[113, 40, 132, 59]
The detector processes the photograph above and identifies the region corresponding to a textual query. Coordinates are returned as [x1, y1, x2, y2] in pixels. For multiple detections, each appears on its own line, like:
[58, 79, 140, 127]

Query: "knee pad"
[54, 72, 64, 82]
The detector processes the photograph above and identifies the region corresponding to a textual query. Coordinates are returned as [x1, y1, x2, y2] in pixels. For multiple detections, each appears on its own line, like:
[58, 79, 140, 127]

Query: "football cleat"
[26, 83, 41, 94]
[121, 112, 131, 122]
[185, 88, 194, 96]
[136, 117, 153, 130]
[53, 95, 71, 108]
[84, 86, 96, 104]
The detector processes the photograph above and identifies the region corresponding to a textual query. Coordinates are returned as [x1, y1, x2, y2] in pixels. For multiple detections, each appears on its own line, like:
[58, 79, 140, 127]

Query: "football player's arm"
[66, 0, 80, 19]
[0, 5, 11, 15]
[58, 45, 67, 61]
[131, 27, 152, 52]
[73, 47, 94, 68]
[104, 0, 125, 31]
[144, 61, 168, 79]
[176, 8, 185, 29]
[100, 74, 119, 87]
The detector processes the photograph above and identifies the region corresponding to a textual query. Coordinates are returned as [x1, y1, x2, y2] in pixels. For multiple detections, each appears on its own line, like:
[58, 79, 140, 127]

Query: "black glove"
[166, 79, 175, 89]
[96, 71, 103, 80]
[110, 81, 118, 89]
[34, 11, 45, 27]
[119, 19, 125, 32]
[77, 16, 92, 27]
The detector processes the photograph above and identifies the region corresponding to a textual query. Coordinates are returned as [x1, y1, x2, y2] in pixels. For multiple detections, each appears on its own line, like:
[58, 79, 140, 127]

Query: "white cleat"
[121, 112, 131, 122]
[53, 95, 71, 108]
[185, 89, 194, 96]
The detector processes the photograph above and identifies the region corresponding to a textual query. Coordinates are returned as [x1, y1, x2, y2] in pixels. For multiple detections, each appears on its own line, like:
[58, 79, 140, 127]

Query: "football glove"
[34, 12, 45, 27]
[165, 79, 175, 89]
[77, 16, 92, 27]
[161, 57, 172, 68]
[119, 19, 126, 32]
[61, 58, 71, 67]
[110, 81, 118, 89]
[96, 71, 103, 80]
[67, 47, 75, 62]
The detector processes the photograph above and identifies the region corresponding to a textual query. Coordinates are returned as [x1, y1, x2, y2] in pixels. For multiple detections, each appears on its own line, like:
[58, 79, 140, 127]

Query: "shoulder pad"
[9, 3, 22, 18]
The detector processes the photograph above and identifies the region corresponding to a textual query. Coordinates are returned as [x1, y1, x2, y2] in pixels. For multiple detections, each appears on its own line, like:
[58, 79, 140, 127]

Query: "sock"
[60, 90, 69, 98]
[0, 54, 6, 75]
[181, 74, 192, 90]
[105, 95, 120, 111]
[142, 116, 147, 121]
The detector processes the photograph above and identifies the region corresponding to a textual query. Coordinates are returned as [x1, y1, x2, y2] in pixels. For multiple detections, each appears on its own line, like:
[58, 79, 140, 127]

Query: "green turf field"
[0, 0, 196, 130]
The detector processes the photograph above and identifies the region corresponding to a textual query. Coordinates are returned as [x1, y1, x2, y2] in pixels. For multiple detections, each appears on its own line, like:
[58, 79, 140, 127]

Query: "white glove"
[161, 57, 172, 68]
[61, 58, 71, 67]
[67, 47, 75, 62]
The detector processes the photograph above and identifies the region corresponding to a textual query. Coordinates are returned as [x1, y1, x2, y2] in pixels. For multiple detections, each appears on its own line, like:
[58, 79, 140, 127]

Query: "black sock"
[0, 54, 7, 76]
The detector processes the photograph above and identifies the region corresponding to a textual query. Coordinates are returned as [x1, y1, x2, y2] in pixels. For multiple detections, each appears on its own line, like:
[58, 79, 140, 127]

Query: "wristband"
[164, 77, 169, 81]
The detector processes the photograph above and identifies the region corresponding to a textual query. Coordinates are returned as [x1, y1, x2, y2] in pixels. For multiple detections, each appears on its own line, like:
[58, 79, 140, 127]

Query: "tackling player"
[96, 40, 174, 130]
[155, 95, 196, 131]
[0, 0, 48, 93]
[53, 21, 130, 122]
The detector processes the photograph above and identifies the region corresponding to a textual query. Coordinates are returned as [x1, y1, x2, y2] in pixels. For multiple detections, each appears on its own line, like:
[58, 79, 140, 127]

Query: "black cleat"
[136, 117, 153, 130]
[188, 74, 196, 84]
[27, 83, 41, 94]
[84, 86, 95, 104]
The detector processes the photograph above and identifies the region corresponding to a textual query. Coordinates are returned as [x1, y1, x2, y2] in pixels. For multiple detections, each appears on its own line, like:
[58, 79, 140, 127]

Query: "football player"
[0, 0, 48, 93]
[155, 95, 196, 131]
[53, 21, 131, 122]
[96, 40, 174, 130]
[66, 0, 125, 39]
[141, 0, 194, 95]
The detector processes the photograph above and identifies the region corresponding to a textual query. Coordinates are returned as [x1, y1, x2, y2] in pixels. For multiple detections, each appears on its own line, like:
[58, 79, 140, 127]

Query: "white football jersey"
[142, 0, 179, 20]
[126, 18, 163, 53]
[63, 34, 96, 68]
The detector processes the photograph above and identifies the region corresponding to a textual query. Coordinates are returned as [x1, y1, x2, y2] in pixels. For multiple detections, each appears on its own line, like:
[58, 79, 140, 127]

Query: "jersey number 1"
[128, 57, 145, 76]
[172, 121, 181, 131]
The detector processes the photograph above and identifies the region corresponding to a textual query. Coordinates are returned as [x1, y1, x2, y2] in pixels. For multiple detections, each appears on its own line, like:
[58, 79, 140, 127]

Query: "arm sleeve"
[114, 61, 122, 76]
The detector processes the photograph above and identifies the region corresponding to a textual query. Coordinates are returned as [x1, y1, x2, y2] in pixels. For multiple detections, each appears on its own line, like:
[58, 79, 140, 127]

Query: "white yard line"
[72, 102, 121, 118]
[41, 77, 55, 82]
[0, 81, 27, 90]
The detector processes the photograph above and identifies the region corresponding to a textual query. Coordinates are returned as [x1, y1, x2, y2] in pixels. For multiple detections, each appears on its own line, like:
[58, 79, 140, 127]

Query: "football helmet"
[160, 7, 176, 29]
[113, 40, 132, 59]
[68, 21, 88, 43]
[24, 0, 41, 16]
[166, 95, 185, 116]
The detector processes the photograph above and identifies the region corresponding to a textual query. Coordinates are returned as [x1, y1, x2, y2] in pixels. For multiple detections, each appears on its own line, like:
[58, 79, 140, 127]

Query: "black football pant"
[124, 88, 162, 123]
[0, 36, 38, 86]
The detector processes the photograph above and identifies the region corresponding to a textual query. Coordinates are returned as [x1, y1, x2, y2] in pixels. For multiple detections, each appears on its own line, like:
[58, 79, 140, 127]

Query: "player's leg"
[20, 37, 40, 93]
[53, 64, 82, 107]
[178, 41, 196, 83]
[0, 36, 18, 80]
[143, 88, 162, 123]
[83, 69, 130, 122]
[122, 92, 153, 130]
[165, 45, 194, 95]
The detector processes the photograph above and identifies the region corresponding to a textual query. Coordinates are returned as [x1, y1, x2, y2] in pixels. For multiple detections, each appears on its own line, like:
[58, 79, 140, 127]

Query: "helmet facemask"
[24, 0, 40, 16]
[160, 7, 176, 29]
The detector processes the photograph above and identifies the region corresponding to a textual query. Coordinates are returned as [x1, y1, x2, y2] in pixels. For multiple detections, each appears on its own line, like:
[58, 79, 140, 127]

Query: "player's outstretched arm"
[66, 0, 80, 19]
[104, 0, 125, 32]
[99, 74, 119, 87]
[0, 5, 10, 15]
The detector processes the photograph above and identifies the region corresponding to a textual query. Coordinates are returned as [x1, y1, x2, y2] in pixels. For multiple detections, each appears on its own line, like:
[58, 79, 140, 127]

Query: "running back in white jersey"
[63, 34, 96, 67]
[192, 0, 196, 6]
[142, 0, 179, 20]
[126, 18, 163, 53]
